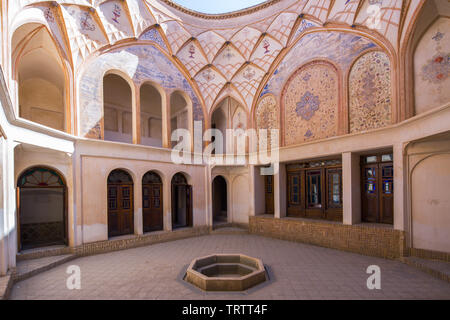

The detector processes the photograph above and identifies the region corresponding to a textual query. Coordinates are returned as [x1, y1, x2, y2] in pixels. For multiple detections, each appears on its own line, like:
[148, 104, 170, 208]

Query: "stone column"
[343, 152, 361, 225]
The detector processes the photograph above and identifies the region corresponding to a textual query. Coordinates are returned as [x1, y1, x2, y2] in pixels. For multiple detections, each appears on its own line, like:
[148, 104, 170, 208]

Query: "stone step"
[14, 254, 77, 282]
[402, 256, 450, 283]
[17, 245, 72, 261]
[211, 227, 248, 235]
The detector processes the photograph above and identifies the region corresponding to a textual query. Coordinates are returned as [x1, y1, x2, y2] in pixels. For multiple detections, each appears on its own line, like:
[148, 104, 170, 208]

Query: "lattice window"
[18, 167, 64, 187]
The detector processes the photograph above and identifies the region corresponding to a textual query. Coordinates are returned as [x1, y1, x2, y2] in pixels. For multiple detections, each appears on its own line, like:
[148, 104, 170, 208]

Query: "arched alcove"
[210, 97, 247, 154]
[12, 23, 67, 132]
[140, 83, 163, 147]
[170, 91, 189, 148]
[103, 73, 133, 143]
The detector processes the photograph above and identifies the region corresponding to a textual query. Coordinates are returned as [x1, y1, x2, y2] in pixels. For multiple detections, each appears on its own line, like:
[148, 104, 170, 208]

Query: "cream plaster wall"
[19, 78, 64, 131]
[232, 174, 250, 224]
[79, 151, 208, 243]
[411, 153, 450, 253]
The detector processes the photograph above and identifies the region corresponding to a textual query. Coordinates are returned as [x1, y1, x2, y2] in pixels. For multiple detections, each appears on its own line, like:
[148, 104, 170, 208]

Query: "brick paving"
[9, 234, 450, 300]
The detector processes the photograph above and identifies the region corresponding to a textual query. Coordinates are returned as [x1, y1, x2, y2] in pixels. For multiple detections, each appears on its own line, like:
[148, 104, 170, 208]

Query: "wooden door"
[108, 184, 134, 237]
[306, 169, 323, 219]
[264, 175, 274, 214]
[142, 183, 163, 232]
[362, 161, 394, 224]
[362, 164, 379, 222]
[380, 163, 394, 224]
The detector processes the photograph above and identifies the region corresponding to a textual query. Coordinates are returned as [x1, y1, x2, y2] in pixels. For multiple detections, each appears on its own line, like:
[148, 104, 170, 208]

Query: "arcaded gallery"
[0, 0, 449, 300]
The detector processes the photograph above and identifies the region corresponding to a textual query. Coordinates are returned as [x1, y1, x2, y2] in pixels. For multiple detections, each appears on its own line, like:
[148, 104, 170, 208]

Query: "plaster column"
[0, 137, 8, 275]
[162, 90, 171, 149]
[134, 177, 143, 235]
[132, 84, 141, 145]
[393, 143, 406, 231]
[6, 140, 17, 271]
[274, 163, 286, 219]
[343, 152, 361, 225]
[205, 166, 213, 227]
[227, 175, 233, 223]
[163, 176, 172, 231]
[248, 165, 256, 217]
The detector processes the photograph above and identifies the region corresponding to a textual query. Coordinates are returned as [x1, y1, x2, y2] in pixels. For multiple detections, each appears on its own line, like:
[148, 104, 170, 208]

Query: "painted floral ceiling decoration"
[11, 0, 422, 112]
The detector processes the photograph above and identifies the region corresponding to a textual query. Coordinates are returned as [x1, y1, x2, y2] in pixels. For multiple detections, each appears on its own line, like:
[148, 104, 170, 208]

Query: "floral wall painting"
[414, 17, 450, 114]
[349, 51, 392, 133]
[282, 62, 339, 146]
[255, 94, 279, 151]
[261, 31, 377, 98]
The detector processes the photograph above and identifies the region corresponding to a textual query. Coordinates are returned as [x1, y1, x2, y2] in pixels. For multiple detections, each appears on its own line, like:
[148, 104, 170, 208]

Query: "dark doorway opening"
[212, 176, 227, 225]
[171, 173, 192, 229]
[17, 167, 67, 250]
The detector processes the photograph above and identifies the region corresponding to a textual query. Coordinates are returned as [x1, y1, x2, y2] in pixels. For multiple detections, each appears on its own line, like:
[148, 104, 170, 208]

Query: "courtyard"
[9, 234, 450, 300]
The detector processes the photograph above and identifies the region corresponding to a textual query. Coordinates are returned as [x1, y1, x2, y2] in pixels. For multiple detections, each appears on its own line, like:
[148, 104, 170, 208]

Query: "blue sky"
[172, 0, 267, 14]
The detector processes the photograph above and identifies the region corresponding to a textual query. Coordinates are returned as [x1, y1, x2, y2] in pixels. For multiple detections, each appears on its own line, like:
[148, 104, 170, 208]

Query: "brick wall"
[249, 216, 405, 259]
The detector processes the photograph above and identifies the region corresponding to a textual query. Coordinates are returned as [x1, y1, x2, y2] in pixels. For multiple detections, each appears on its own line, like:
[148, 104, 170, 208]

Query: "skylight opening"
[171, 0, 269, 14]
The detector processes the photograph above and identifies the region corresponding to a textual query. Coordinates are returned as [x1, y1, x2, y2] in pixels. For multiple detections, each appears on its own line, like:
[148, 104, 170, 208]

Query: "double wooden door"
[108, 183, 134, 237]
[142, 183, 163, 232]
[362, 161, 393, 224]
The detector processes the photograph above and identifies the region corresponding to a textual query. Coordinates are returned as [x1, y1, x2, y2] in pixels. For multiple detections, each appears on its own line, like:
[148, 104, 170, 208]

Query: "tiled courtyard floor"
[9, 234, 450, 300]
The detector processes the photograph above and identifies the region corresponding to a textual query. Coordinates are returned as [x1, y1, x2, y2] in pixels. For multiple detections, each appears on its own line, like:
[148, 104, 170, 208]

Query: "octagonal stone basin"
[185, 254, 267, 291]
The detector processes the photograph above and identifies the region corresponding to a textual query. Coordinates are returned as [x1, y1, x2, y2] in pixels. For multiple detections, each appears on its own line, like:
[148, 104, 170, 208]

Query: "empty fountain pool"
[184, 254, 267, 291]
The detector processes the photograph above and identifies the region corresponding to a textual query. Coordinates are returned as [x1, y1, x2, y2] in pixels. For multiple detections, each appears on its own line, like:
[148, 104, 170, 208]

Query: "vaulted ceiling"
[10, 0, 424, 112]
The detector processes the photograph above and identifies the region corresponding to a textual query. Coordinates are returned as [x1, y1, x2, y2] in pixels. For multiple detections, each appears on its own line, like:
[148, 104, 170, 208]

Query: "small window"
[328, 169, 342, 208]
[289, 174, 300, 205]
[307, 171, 321, 208]
[382, 154, 393, 162]
[366, 156, 377, 163]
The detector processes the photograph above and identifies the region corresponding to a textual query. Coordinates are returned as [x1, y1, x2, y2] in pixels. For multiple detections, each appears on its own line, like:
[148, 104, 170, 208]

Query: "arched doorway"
[107, 169, 134, 237]
[17, 167, 66, 250]
[212, 176, 227, 225]
[142, 171, 163, 232]
[171, 173, 192, 229]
